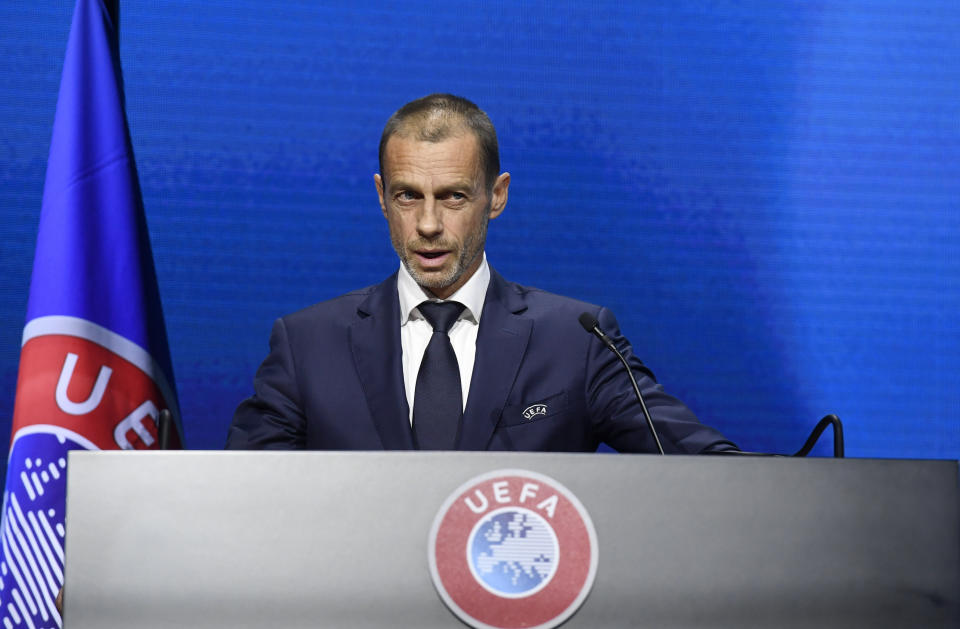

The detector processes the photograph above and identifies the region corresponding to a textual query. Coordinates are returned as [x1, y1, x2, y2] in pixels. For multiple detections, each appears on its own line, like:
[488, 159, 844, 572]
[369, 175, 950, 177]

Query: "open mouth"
[414, 250, 451, 269]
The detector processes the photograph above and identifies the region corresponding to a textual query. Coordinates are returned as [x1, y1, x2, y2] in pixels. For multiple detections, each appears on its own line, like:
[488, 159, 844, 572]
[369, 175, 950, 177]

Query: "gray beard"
[394, 216, 488, 294]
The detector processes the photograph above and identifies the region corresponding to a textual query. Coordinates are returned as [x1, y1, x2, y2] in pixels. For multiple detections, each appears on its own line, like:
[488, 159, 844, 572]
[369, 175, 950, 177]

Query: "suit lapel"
[349, 274, 415, 450]
[459, 269, 532, 450]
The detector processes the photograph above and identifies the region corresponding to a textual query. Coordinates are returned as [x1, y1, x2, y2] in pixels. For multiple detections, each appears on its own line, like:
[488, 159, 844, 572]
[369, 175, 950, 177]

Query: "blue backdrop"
[2, 1, 957, 473]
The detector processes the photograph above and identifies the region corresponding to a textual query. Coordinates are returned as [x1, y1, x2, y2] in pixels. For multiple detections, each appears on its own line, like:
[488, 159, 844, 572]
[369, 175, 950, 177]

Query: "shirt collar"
[398, 253, 490, 326]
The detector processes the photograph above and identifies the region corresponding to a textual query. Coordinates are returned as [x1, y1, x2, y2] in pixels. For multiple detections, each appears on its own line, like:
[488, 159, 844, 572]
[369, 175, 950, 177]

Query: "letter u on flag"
[1, 1, 182, 625]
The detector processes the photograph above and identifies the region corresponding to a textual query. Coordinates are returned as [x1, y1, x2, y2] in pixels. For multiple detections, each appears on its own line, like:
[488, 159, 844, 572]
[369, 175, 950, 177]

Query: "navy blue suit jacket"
[227, 269, 735, 453]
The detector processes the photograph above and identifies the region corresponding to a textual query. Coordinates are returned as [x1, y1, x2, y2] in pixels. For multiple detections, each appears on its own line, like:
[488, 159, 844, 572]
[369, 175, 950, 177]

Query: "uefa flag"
[0, 1, 182, 625]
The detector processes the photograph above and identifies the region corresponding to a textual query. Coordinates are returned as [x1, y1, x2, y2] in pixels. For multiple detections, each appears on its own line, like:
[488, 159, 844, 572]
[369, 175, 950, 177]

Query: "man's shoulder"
[281, 275, 394, 328]
[492, 274, 613, 334]
[496, 274, 601, 315]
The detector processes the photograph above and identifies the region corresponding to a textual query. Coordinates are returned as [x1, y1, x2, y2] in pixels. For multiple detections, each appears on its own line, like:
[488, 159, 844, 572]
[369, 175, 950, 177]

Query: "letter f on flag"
[1, 1, 183, 625]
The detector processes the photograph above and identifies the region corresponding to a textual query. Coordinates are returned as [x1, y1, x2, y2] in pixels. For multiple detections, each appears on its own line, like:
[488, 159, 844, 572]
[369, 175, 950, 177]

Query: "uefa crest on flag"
[428, 469, 598, 629]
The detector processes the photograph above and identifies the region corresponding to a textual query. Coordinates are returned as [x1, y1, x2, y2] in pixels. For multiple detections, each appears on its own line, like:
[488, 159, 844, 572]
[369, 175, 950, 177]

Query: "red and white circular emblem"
[428, 469, 598, 629]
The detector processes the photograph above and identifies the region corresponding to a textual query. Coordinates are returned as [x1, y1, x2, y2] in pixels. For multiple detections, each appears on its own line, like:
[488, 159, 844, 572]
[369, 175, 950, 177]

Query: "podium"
[63, 452, 959, 628]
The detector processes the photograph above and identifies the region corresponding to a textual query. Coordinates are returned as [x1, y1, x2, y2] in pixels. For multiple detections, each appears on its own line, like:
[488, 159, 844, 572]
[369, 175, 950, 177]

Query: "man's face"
[375, 131, 509, 299]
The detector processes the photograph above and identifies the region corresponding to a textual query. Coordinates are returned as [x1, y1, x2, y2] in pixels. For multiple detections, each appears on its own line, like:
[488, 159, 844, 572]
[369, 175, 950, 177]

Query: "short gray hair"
[378, 93, 500, 190]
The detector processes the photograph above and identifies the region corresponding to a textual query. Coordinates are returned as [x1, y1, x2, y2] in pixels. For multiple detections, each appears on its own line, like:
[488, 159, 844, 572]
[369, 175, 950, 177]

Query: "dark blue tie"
[413, 301, 466, 450]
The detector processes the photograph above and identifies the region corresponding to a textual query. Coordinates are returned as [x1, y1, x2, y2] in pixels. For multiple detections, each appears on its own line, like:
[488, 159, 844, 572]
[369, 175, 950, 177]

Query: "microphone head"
[578, 312, 599, 333]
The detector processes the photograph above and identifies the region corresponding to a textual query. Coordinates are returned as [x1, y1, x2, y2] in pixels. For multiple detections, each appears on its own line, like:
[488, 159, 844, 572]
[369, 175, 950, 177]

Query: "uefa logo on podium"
[428, 469, 598, 629]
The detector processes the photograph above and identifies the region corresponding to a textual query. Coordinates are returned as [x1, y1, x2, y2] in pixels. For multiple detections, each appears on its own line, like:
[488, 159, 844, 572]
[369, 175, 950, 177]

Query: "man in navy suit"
[227, 94, 735, 453]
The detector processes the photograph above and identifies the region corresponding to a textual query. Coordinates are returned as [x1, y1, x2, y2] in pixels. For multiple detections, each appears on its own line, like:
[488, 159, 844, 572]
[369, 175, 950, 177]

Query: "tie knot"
[418, 301, 465, 334]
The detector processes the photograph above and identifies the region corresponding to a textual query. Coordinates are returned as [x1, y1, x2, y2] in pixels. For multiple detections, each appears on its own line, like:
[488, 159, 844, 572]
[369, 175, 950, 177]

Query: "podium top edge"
[64, 450, 960, 468]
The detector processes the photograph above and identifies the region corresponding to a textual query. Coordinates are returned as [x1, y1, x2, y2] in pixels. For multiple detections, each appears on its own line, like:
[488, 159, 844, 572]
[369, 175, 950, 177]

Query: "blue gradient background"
[1, 2, 957, 473]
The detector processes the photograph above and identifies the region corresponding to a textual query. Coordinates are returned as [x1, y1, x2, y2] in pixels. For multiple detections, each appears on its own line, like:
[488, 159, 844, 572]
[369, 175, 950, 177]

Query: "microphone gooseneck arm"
[158, 408, 172, 450]
[578, 313, 665, 455]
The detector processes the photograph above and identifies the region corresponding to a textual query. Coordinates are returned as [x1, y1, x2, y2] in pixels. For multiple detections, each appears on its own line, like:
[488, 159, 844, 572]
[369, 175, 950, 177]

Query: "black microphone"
[578, 313, 665, 455]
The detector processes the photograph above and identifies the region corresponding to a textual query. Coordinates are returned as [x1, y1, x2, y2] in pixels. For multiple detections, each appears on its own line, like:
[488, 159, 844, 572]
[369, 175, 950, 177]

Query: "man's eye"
[396, 190, 416, 201]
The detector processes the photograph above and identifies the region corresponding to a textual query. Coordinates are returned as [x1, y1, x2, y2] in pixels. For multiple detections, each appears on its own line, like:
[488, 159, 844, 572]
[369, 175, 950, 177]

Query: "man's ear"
[488, 172, 510, 220]
[374, 173, 387, 217]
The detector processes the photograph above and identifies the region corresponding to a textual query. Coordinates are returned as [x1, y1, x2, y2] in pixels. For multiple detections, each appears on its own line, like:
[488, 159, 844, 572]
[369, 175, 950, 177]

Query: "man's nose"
[416, 198, 442, 238]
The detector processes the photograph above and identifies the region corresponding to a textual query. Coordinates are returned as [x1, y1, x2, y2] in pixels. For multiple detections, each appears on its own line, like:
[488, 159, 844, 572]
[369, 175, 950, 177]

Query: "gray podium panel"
[64, 452, 958, 628]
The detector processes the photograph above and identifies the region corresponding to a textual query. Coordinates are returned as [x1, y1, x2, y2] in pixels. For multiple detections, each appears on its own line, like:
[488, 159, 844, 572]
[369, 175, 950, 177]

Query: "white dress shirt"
[397, 254, 490, 425]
